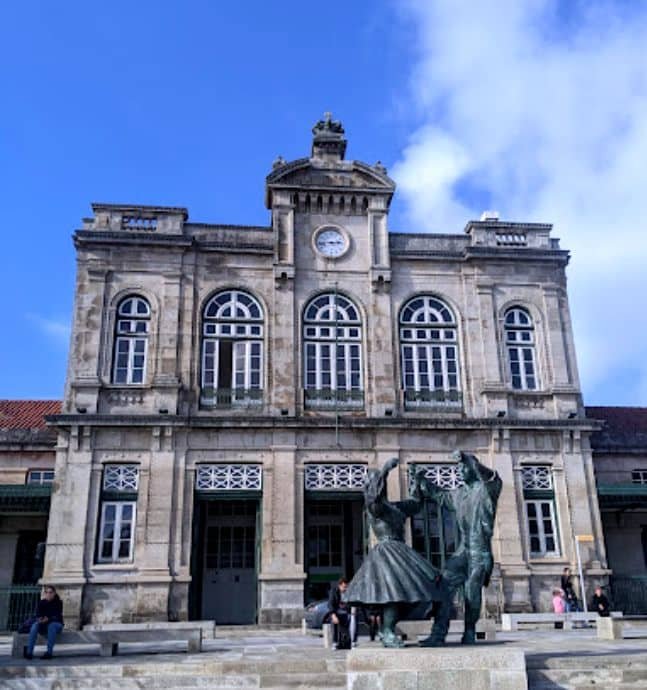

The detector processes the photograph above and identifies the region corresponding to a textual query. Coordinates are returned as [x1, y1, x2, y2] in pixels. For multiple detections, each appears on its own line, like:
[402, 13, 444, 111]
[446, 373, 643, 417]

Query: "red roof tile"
[0, 400, 62, 430]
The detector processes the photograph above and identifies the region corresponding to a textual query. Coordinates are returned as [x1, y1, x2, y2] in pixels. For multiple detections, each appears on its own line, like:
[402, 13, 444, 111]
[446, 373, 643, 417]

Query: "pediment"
[267, 159, 395, 192]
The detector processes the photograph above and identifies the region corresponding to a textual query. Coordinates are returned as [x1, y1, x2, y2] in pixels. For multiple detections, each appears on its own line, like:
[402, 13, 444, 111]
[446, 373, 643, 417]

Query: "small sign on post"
[575, 534, 595, 612]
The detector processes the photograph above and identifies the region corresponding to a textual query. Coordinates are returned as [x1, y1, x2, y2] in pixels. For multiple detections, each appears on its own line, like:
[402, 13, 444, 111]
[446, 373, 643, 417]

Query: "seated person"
[327, 577, 356, 648]
[24, 585, 64, 660]
[591, 585, 611, 617]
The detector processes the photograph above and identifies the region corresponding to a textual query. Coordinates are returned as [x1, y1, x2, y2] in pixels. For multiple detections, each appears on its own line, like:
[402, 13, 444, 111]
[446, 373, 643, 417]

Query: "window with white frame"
[201, 290, 263, 407]
[26, 470, 54, 485]
[504, 307, 538, 390]
[400, 296, 460, 405]
[112, 295, 150, 384]
[522, 465, 560, 557]
[303, 293, 363, 408]
[632, 469, 647, 485]
[96, 464, 139, 564]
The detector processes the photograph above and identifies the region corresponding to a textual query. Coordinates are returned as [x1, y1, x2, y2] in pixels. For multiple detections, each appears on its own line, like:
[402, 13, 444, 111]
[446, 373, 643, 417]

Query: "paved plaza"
[0, 624, 646, 689]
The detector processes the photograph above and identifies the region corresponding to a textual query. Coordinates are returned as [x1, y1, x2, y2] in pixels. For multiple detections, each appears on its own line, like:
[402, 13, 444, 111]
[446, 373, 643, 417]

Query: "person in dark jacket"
[327, 577, 356, 648]
[561, 567, 579, 612]
[24, 585, 64, 659]
[592, 585, 611, 617]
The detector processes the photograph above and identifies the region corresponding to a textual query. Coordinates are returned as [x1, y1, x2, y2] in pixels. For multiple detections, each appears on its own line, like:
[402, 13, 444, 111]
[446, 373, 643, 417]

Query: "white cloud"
[391, 0, 647, 404]
[27, 314, 71, 346]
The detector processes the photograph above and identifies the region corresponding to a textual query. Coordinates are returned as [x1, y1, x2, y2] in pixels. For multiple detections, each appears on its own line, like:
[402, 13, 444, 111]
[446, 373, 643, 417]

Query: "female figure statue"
[345, 457, 450, 647]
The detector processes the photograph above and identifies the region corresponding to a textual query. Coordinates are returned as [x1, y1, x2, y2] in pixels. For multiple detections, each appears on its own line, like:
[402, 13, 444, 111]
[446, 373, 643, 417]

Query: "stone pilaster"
[493, 429, 532, 612]
[42, 427, 93, 628]
[258, 436, 306, 623]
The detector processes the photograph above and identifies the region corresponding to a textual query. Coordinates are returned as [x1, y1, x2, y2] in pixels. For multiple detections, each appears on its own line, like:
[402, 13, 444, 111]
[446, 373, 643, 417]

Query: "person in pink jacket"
[552, 588, 566, 613]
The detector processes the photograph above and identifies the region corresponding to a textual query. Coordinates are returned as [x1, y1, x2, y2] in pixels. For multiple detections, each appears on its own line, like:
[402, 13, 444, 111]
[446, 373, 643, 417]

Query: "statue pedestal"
[346, 645, 527, 690]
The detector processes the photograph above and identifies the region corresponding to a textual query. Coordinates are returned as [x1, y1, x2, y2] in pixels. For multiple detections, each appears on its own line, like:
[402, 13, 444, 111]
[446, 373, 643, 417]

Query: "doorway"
[193, 498, 259, 624]
[304, 495, 365, 602]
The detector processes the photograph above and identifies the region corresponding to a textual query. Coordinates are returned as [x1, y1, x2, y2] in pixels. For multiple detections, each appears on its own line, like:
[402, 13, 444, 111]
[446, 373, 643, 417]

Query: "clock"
[314, 226, 348, 258]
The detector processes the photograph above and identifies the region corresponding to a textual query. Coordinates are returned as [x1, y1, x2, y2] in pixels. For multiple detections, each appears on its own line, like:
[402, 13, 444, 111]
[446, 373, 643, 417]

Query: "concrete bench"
[397, 618, 496, 641]
[83, 620, 216, 640]
[501, 611, 623, 632]
[597, 616, 624, 640]
[12, 627, 203, 657]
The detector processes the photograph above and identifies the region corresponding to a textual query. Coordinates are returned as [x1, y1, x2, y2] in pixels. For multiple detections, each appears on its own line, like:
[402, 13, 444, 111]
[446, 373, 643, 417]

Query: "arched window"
[399, 296, 460, 408]
[303, 293, 363, 409]
[112, 296, 150, 384]
[201, 290, 264, 407]
[504, 307, 538, 390]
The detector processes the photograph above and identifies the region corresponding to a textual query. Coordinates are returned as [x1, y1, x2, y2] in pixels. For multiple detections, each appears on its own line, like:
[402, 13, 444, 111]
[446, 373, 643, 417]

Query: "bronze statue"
[345, 457, 451, 647]
[413, 451, 502, 645]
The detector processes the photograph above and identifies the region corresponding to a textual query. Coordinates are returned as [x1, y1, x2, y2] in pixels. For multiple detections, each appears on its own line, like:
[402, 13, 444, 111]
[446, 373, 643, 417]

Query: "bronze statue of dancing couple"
[344, 451, 501, 647]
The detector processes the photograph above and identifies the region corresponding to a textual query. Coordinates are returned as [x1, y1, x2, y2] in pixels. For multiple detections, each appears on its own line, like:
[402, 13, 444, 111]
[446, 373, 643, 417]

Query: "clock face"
[315, 227, 347, 258]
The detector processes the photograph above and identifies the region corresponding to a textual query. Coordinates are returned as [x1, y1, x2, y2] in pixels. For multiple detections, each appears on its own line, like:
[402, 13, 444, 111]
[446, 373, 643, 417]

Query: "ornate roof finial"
[312, 112, 347, 161]
[312, 112, 345, 136]
[272, 155, 287, 169]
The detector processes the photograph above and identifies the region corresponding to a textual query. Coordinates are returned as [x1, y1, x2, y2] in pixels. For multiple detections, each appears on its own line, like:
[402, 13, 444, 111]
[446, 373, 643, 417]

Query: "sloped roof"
[586, 406, 647, 451]
[0, 400, 61, 430]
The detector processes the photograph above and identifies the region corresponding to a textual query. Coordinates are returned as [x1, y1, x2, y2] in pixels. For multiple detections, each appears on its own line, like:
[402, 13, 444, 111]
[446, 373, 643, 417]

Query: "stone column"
[258, 435, 306, 624]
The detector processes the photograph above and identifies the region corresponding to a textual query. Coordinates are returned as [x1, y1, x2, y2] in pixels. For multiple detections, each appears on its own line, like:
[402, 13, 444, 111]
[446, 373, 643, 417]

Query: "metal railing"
[403, 389, 463, 410]
[304, 388, 365, 410]
[610, 576, 647, 615]
[0, 586, 41, 631]
[200, 388, 263, 409]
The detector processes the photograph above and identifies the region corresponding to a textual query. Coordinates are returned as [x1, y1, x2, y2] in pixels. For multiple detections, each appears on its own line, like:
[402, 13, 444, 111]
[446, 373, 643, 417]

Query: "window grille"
[103, 464, 139, 492]
[521, 465, 552, 491]
[409, 464, 464, 490]
[196, 464, 262, 491]
[304, 464, 367, 491]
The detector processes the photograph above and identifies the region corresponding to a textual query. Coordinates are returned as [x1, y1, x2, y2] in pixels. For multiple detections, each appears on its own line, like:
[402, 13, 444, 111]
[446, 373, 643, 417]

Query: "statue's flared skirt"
[345, 539, 447, 605]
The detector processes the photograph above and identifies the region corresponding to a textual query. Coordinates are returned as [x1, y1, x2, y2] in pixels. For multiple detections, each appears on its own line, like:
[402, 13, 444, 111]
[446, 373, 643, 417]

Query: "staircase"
[527, 651, 647, 689]
[0, 647, 348, 689]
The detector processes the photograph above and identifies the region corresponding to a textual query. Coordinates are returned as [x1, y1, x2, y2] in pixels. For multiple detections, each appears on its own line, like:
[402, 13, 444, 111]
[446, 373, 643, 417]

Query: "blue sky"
[1, 0, 646, 405]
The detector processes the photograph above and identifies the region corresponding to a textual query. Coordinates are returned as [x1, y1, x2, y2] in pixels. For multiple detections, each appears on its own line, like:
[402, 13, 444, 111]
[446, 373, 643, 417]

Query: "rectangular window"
[113, 337, 147, 384]
[304, 342, 363, 392]
[525, 499, 559, 557]
[632, 469, 647, 485]
[26, 470, 55, 485]
[98, 501, 136, 563]
[96, 464, 139, 564]
[400, 344, 460, 394]
[201, 339, 263, 405]
[508, 345, 537, 390]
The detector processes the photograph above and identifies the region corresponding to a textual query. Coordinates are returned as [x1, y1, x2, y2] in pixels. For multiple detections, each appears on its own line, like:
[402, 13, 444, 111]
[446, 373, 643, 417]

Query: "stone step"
[0, 675, 348, 690]
[527, 653, 647, 670]
[528, 667, 647, 689]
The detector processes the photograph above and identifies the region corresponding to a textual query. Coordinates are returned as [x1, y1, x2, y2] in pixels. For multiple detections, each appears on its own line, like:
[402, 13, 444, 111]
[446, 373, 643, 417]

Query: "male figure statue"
[414, 450, 502, 645]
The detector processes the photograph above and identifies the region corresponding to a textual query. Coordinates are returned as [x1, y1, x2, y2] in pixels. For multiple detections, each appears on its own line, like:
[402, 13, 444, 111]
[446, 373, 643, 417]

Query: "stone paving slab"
[0, 628, 646, 690]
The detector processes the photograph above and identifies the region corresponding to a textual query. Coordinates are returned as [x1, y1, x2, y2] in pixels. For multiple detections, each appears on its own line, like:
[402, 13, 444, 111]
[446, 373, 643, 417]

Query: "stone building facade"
[588, 406, 647, 612]
[44, 116, 609, 627]
[0, 400, 59, 629]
